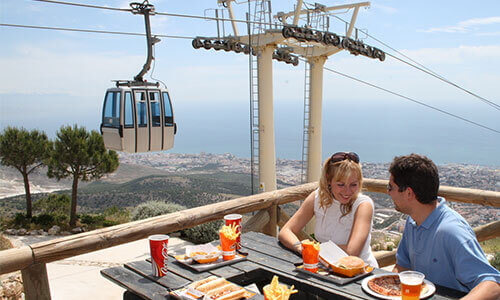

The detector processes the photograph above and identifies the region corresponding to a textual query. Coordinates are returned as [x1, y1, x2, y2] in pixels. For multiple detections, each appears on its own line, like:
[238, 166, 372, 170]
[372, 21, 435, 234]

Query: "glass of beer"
[399, 271, 425, 300]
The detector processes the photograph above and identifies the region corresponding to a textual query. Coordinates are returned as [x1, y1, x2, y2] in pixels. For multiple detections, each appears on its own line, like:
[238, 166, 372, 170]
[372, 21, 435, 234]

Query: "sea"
[1, 93, 499, 167]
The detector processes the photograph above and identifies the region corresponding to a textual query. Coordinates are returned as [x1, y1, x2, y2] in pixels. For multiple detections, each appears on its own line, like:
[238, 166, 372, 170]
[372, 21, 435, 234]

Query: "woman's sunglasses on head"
[330, 152, 360, 164]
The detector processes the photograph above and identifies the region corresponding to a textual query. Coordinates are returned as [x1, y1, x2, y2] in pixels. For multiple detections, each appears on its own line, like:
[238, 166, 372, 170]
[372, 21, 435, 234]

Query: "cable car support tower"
[192, 0, 385, 236]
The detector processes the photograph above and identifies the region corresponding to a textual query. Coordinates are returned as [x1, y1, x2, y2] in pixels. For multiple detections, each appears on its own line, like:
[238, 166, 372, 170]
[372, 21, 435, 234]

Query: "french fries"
[219, 223, 241, 241]
[264, 275, 298, 300]
[301, 239, 320, 251]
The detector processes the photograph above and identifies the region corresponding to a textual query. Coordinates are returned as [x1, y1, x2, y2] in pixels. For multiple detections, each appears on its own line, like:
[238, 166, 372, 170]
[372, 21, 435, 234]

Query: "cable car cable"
[330, 14, 500, 111]
[317, 58, 500, 135]
[2, 22, 498, 134]
[0, 23, 193, 39]
[33, 0, 131, 12]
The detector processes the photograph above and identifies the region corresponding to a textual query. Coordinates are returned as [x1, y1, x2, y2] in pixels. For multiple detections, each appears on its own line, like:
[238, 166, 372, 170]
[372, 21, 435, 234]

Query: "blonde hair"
[318, 156, 363, 218]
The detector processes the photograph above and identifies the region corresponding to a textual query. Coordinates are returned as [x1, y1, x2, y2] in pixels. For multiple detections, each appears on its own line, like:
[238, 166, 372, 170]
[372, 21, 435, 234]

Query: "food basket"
[186, 243, 222, 264]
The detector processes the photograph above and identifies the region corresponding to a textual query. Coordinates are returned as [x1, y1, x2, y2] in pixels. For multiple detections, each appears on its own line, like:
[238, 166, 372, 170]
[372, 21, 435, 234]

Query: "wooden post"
[21, 263, 51, 300]
[242, 209, 269, 233]
[262, 205, 277, 237]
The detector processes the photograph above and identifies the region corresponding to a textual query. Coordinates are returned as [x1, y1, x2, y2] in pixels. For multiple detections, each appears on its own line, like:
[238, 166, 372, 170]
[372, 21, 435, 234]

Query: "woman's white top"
[313, 189, 379, 267]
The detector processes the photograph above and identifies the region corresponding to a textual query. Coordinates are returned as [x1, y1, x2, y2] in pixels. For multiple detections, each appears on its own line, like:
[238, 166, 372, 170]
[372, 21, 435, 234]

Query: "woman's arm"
[339, 201, 374, 257]
[278, 191, 316, 254]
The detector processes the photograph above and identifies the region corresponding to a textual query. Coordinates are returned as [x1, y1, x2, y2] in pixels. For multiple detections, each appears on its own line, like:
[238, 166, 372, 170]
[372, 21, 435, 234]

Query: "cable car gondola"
[100, 1, 176, 153]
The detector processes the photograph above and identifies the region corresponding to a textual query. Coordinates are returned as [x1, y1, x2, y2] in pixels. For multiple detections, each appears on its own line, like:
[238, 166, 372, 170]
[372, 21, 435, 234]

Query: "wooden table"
[101, 231, 467, 300]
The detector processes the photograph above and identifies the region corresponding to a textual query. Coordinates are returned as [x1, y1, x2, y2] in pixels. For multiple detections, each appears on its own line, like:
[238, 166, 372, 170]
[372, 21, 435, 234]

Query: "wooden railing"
[1, 179, 499, 299]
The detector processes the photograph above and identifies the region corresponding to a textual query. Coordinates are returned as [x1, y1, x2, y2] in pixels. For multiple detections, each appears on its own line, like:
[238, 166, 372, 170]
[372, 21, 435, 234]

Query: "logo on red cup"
[149, 234, 169, 277]
[224, 214, 242, 249]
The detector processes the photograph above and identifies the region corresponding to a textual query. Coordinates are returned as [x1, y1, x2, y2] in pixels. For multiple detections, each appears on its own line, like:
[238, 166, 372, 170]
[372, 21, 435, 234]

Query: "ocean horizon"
[1, 93, 499, 167]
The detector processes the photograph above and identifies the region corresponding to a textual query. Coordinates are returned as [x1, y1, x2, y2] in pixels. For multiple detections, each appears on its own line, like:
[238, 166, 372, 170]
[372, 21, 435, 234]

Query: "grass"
[480, 237, 500, 254]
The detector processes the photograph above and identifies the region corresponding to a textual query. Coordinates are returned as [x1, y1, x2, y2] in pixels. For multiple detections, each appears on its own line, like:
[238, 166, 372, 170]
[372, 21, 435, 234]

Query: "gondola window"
[135, 91, 148, 127]
[124, 92, 134, 128]
[103, 91, 121, 127]
[150, 91, 161, 127]
[162, 92, 174, 126]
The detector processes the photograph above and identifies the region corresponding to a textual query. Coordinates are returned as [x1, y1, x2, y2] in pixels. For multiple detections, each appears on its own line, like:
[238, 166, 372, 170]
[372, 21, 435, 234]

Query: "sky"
[1, 0, 500, 166]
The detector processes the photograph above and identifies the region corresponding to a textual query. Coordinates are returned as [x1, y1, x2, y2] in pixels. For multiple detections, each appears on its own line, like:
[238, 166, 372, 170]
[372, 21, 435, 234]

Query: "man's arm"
[392, 264, 410, 273]
[461, 280, 500, 300]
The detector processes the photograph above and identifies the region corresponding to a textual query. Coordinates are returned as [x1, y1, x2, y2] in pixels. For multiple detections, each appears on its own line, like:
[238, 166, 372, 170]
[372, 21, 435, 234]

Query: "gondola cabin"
[100, 82, 176, 153]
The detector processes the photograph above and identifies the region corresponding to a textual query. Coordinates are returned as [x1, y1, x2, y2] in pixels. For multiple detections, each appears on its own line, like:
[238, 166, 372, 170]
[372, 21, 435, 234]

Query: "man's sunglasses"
[330, 152, 360, 164]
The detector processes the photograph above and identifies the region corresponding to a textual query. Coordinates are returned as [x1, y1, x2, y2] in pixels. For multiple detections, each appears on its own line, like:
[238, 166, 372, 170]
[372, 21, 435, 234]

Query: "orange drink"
[301, 239, 320, 273]
[399, 271, 425, 300]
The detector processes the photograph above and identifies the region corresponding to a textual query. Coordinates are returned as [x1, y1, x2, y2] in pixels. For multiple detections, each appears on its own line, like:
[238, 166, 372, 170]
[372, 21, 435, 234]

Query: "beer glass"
[399, 271, 425, 300]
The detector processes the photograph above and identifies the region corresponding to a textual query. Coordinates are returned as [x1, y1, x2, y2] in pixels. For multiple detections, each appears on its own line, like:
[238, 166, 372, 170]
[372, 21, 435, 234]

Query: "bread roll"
[196, 277, 226, 293]
[338, 256, 365, 269]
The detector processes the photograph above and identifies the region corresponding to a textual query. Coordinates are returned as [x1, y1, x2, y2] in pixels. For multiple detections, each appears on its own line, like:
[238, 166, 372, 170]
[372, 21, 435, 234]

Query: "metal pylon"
[248, 0, 271, 194]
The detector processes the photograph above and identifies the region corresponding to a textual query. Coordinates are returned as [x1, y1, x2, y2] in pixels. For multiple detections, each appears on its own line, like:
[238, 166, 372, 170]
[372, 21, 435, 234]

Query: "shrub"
[103, 205, 130, 224]
[34, 194, 70, 216]
[181, 219, 224, 244]
[491, 251, 500, 271]
[32, 214, 55, 226]
[131, 201, 186, 221]
[130, 201, 222, 244]
[13, 213, 30, 228]
[80, 214, 105, 225]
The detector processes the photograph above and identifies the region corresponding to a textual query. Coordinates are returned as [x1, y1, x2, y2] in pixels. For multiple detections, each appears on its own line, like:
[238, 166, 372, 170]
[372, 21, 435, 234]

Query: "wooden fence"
[1, 179, 499, 299]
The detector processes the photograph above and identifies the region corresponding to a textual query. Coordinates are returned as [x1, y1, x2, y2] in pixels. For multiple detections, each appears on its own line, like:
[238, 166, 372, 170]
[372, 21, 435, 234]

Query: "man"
[388, 154, 500, 300]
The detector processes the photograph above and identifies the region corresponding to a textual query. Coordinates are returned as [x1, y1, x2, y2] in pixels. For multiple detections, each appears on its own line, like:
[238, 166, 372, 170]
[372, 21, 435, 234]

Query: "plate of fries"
[263, 276, 297, 300]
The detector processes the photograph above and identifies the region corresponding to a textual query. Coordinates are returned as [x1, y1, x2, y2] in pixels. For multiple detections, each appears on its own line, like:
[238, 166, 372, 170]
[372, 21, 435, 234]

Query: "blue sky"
[1, 0, 500, 165]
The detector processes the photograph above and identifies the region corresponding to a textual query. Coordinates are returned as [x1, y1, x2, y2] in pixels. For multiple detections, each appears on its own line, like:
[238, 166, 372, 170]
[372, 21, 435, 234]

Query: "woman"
[278, 151, 378, 267]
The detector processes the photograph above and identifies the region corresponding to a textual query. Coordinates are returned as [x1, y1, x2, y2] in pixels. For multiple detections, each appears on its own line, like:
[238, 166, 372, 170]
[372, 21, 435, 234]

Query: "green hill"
[0, 172, 254, 215]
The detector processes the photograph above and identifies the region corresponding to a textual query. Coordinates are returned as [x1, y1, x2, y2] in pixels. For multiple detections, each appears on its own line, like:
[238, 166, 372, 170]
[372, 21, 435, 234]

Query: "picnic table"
[101, 231, 467, 300]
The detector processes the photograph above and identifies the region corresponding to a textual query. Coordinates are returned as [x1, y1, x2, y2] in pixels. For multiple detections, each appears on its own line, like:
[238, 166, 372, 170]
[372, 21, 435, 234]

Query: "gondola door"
[148, 90, 162, 151]
[122, 91, 136, 152]
[134, 90, 149, 152]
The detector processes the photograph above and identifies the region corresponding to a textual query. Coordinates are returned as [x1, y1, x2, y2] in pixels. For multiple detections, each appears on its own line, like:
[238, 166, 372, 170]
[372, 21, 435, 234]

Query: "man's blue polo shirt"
[396, 198, 500, 292]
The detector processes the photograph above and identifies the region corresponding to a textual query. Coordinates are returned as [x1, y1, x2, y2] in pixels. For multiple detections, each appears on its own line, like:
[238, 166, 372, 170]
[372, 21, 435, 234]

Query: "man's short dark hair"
[389, 153, 439, 204]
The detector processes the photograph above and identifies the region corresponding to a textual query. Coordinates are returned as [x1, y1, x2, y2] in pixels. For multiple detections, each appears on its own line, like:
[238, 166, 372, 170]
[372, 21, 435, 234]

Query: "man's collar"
[409, 197, 446, 229]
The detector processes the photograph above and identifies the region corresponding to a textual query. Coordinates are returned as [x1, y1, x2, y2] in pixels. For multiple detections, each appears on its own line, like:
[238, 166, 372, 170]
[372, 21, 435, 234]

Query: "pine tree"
[46, 125, 119, 227]
[0, 127, 49, 218]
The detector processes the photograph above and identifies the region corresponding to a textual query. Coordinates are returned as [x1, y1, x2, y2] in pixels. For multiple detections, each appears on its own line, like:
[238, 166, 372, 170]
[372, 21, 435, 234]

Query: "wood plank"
[125, 260, 191, 290]
[101, 267, 171, 300]
[21, 262, 51, 300]
[242, 232, 302, 264]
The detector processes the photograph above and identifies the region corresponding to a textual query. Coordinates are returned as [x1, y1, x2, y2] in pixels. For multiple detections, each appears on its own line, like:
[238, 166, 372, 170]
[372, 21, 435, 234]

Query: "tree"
[46, 125, 119, 227]
[0, 127, 49, 218]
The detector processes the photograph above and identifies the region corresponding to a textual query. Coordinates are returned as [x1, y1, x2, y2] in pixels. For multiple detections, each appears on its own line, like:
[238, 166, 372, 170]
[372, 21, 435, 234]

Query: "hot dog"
[187, 275, 218, 290]
[196, 277, 226, 293]
[215, 288, 246, 300]
[205, 283, 239, 299]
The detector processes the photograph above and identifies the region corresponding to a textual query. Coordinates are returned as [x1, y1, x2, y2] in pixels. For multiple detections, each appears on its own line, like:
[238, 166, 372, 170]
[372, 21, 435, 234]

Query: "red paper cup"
[149, 234, 169, 277]
[224, 214, 242, 249]
[220, 232, 236, 261]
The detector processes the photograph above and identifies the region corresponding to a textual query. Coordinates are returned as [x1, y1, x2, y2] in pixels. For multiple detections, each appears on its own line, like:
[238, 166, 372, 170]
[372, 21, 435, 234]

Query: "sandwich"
[337, 256, 365, 269]
[195, 277, 226, 293]
[205, 283, 246, 300]
[187, 276, 218, 290]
